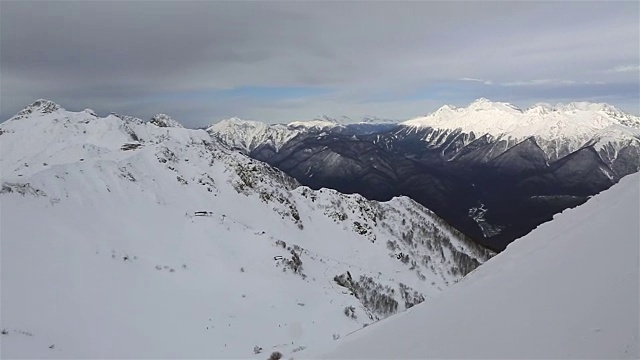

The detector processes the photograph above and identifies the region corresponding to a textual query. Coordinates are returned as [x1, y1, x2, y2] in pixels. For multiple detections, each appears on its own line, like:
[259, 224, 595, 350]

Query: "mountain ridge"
[401, 98, 640, 160]
[208, 98, 639, 251]
[0, 101, 491, 358]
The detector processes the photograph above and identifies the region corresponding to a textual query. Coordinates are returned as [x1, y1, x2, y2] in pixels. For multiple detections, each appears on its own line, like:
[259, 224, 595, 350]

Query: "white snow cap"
[209, 117, 266, 129]
[402, 98, 640, 140]
[288, 115, 347, 129]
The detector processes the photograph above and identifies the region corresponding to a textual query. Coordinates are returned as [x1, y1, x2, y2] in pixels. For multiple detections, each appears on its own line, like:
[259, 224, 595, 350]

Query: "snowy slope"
[0, 100, 491, 359]
[402, 98, 640, 160]
[319, 172, 640, 359]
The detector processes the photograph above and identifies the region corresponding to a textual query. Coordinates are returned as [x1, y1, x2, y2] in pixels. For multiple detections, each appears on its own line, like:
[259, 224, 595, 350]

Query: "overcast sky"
[1, 1, 638, 127]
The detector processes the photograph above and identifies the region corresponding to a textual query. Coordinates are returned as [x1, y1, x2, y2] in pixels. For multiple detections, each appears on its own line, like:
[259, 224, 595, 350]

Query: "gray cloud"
[1, 1, 638, 126]
[607, 64, 640, 73]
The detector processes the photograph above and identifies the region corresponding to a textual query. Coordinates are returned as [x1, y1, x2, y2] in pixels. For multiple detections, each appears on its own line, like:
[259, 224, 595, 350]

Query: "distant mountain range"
[210, 98, 640, 251]
[2, 98, 637, 358]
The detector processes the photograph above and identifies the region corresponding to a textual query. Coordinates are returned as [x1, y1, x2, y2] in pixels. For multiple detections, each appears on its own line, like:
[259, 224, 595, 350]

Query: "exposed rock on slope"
[320, 172, 640, 359]
[0, 100, 490, 358]
[210, 99, 640, 251]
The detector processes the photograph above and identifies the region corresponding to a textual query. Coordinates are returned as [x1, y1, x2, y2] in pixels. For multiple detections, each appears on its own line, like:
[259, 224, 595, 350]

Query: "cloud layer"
[2, 1, 638, 126]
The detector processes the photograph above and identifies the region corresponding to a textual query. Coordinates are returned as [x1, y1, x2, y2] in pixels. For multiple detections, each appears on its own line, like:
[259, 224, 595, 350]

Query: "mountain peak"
[311, 115, 352, 125]
[208, 117, 269, 132]
[524, 101, 620, 114]
[467, 98, 523, 113]
[431, 104, 458, 116]
[402, 98, 640, 140]
[11, 99, 64, 120]
[471, 97, 491, 104]
[217, 117, 261, 126]
[288, 116, 345, 129]
[29, 99, 63, 112]
[149, 113, 184, 128]
[222, 117, 248, 123]
[292, 115, 397, 127]
[359, 116, 398, 124]
[561, 101, 621, 114]
[111, 113, 144, 125]
[524, 102, 640, 128]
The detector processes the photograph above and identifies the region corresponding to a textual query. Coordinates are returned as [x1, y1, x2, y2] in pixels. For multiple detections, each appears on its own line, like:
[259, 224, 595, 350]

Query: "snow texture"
[0, 100, 489, 358]
[402, 98, 640, 160]
[208, 117, 303, 153]
[320, 172, 640, 359]
[209, 99, 640, 163]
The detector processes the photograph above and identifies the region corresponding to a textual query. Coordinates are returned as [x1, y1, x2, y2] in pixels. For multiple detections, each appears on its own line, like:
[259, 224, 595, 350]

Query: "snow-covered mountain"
[402, 98, 640, 161]
[0, 100, 491, 358]
[288, 115, 398, 129]
[208, 117, 302, 153]
[210, 99, 640, 162]
[319, 172, 640, 359]
[210, 98, 640, 251]
[288, 115, 351, 129]
[149, 113, 184, 128]
[208, 115, 398, 153]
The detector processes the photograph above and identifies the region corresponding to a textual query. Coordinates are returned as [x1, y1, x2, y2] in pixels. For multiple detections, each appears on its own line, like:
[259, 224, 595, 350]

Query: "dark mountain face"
[246, 125, 637, 252]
